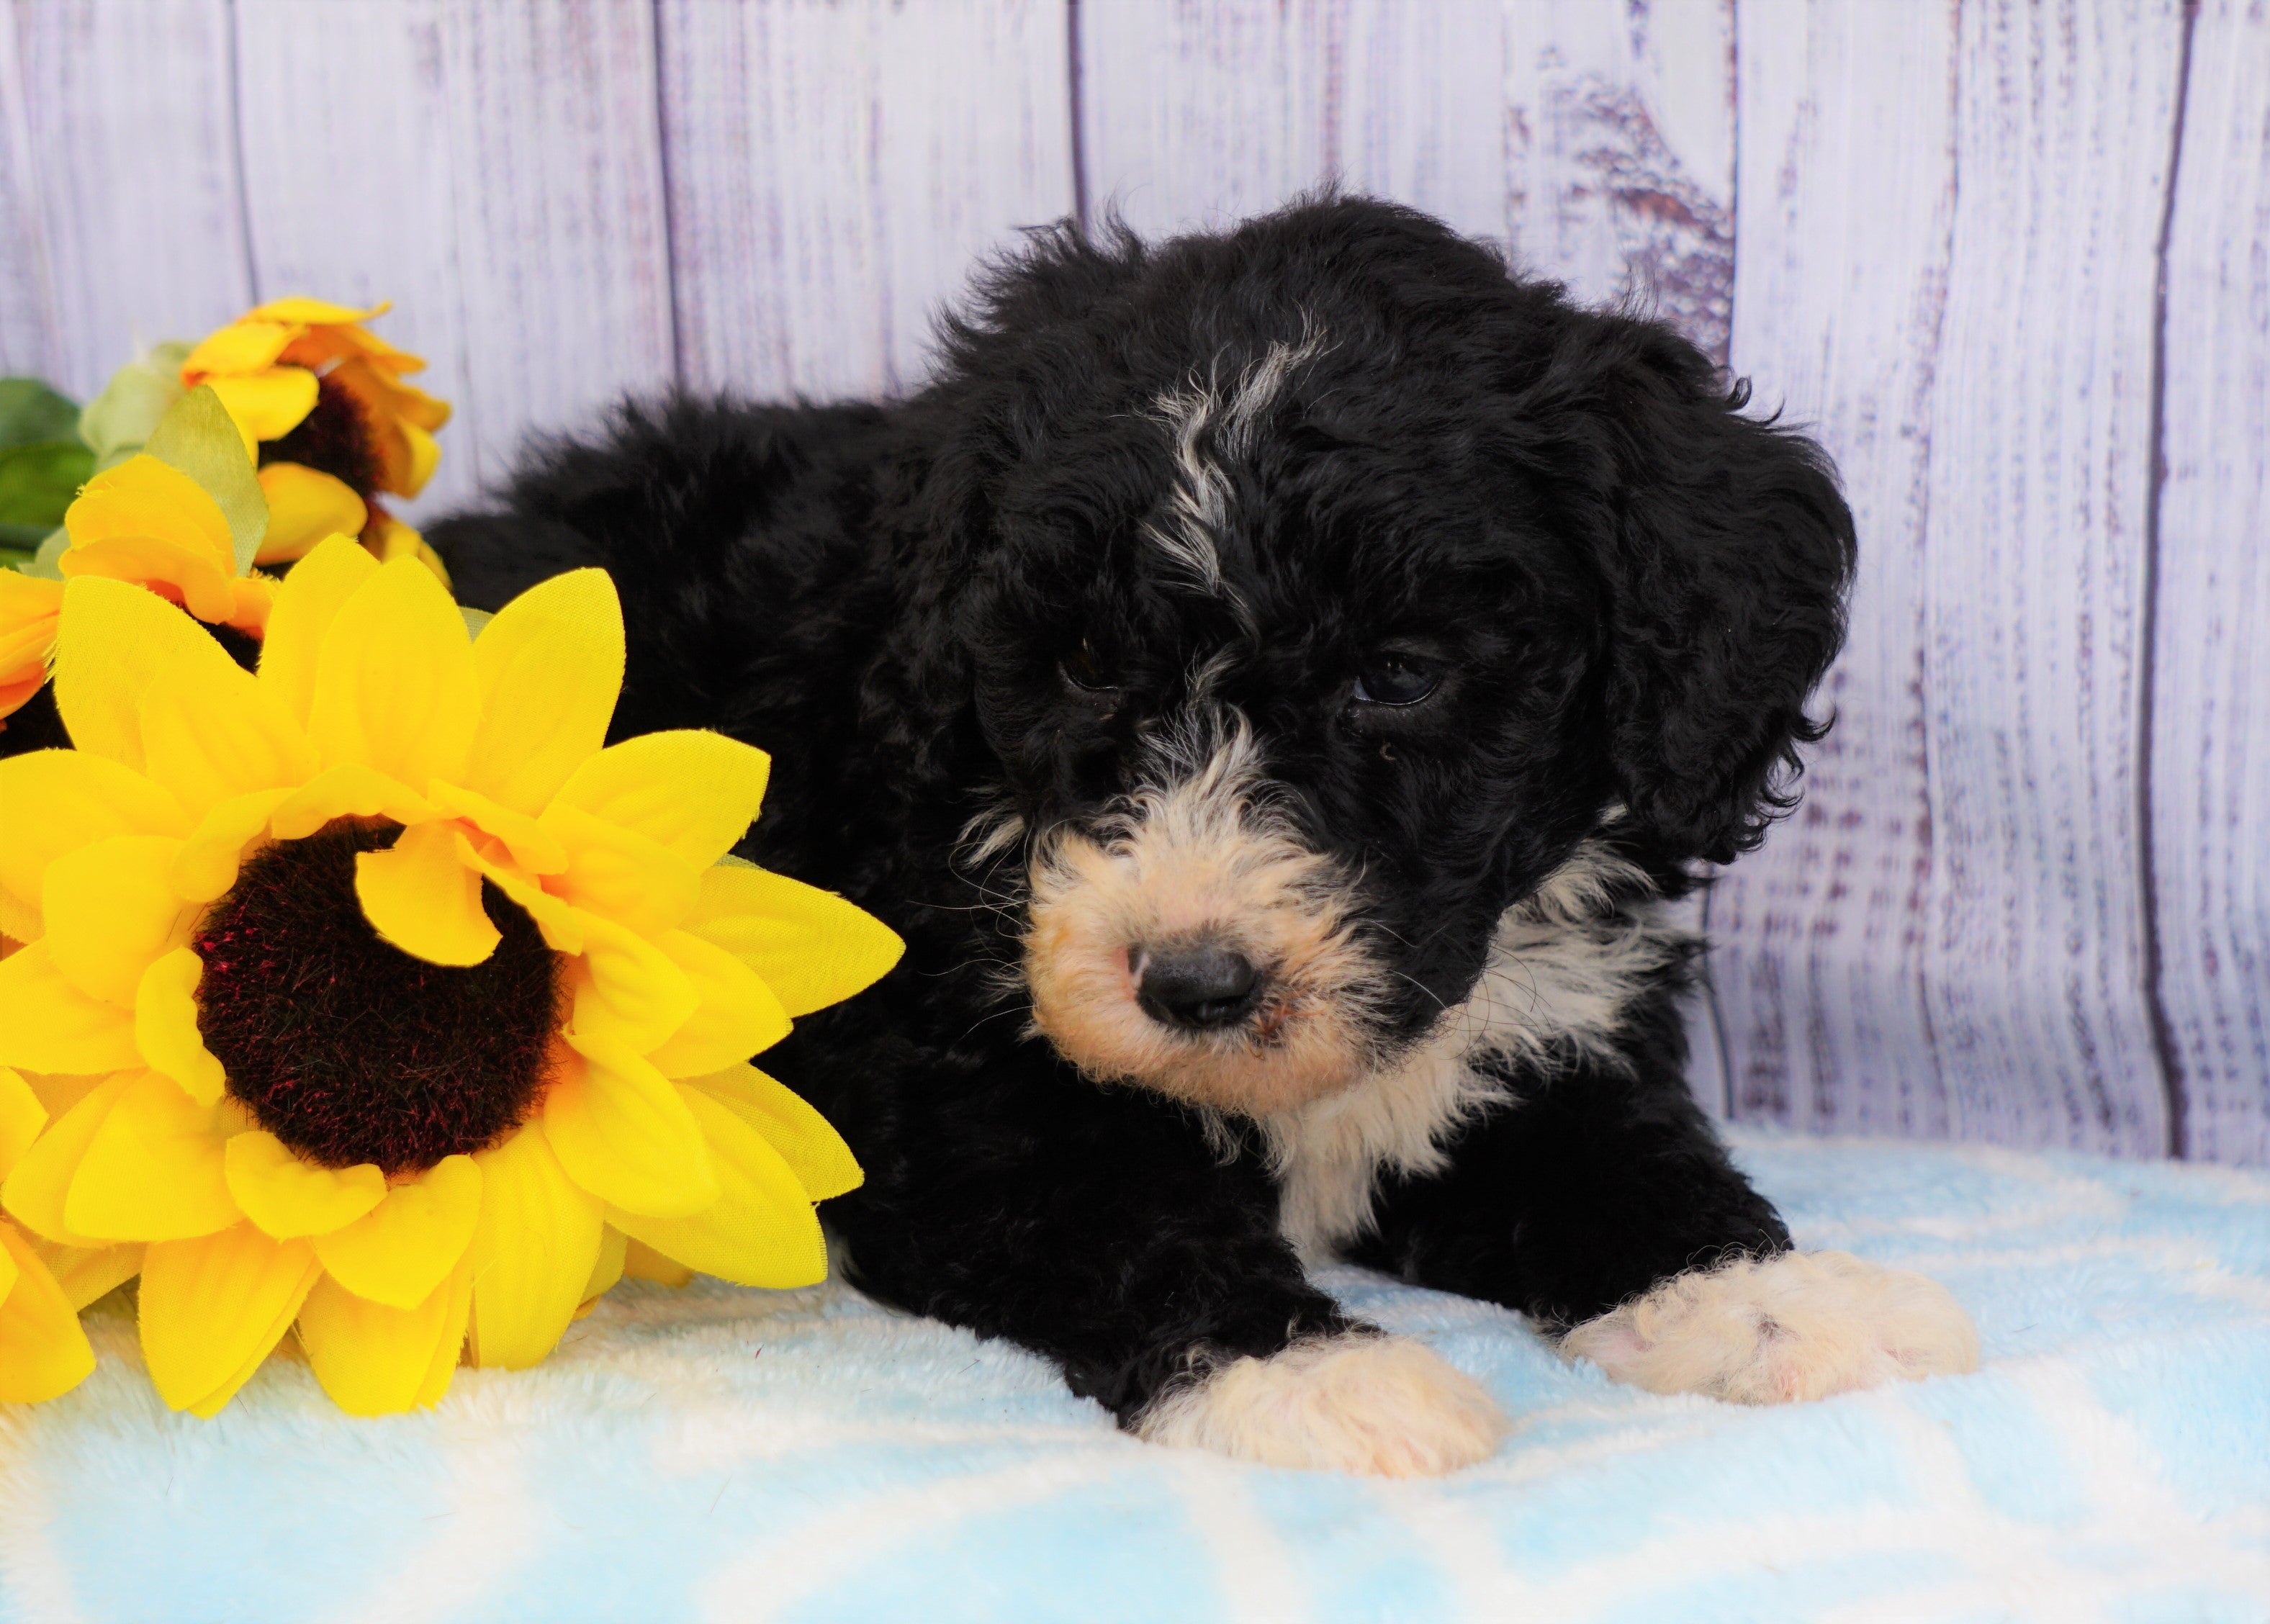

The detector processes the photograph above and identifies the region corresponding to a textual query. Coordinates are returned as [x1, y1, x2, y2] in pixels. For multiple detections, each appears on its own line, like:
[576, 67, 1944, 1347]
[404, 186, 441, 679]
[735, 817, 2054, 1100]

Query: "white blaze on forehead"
[1145, 329, 1330, 611]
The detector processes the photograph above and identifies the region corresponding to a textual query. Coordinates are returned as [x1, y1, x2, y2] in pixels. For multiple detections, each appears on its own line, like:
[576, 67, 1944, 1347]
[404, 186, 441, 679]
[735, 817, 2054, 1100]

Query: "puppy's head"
[904, 197, 1854, 1116]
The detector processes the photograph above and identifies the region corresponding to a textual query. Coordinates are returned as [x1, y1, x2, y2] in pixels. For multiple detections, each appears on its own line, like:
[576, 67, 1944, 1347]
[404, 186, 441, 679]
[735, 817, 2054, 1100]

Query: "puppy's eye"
[1060, 639, 1118, 695]
[1352, 653, 1441, 707]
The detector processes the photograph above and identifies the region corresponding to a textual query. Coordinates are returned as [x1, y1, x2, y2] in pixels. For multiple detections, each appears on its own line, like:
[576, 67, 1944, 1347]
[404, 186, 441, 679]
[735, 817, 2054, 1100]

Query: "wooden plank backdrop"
[0, 0, 2260, 1163]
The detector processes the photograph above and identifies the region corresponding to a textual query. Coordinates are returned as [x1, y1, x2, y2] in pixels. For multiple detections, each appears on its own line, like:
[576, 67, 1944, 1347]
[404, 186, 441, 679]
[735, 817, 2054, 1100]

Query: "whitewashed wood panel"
[230, 0, 478, 516]
[0, 12, 62, 380]
[431, 1, 677, 503]
[1503, 0, 1735, 359]
[1914, 0, 2181, 1155]
[659, 0, 1074, 402]
[4, 0, 253, 399]
[1711, 1, 1956, 1141]
[2152, 0, 2270, 1165]
[1073, 0, 1510, 247]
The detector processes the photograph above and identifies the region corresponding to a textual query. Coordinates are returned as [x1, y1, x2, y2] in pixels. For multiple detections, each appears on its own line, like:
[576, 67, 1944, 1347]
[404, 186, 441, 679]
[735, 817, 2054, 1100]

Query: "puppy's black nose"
[1135, 944, 1262, 1032]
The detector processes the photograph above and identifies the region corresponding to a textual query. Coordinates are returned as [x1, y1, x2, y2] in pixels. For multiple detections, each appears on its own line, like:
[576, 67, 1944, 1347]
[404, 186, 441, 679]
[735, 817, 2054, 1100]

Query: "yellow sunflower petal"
[413, 1253, 474, 1407]
[19, 1073, 105, 1118]
[0, 1066, 48, 1181]
[57, 538, 240, 624]
[306, 555, 479, 789]
[224, 1132, 386, 1240]
[0, 1222, 96, 1403]
[134, 949, 227, 1106]
[567, 915, 701, 1055]
[550, 731, 771, 869]
[311, 1154, 481, 1310]
[690, 864, 905, 1019]
[258, 534, 380, 723]
[140, 660, 317, 820]
[206, 367, 319, 443]
[690, 1065, 863, 1202]
[41, 835, 193, 1006]
[64, 1070, 238, 1242]
[268, 762, 437, 842]
[298, 1258, 469, 1416]
[0, 941, 139, 1073]
[393, 419, 442, 500]
[452, 832, 584, 953]
[466, 1121, 603, 1370]
[0, 885, 40, 945]
[63, 454, 235, 577]
[537, 802, 702, 931]
[609, 1086, 826, 1289]
[0, 1075, 130, 1247]
[642, 930, 791, 1078]
[225, 574, 274, 636]
[50, 577, 242, 773]
[621, 1237, 693, 1287]
[0, 750, 187, 924]
[140, 1223, 321, 1413]
[182, 317, 297, 377]
[255, 464, 368, 567]
[582, 1224, 628, 1303]
[354, 820, 498, 967]
[461, 569, 624, 817]
[171, 788, 294, 904]
[253, 297, 387, 327]
[37, 1237, 144, 1311]
[541, 1037, 716, 1219]
[424, 780, 566, 874]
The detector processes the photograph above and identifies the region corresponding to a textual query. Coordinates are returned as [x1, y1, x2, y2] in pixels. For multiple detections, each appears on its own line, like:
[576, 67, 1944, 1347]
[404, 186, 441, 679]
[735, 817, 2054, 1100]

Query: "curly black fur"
[433, 197, 1854, 1427]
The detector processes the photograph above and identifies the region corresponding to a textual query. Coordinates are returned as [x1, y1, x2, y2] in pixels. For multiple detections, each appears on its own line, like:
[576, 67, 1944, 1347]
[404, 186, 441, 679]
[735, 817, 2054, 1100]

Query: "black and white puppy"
[435, 197, 1978, 1476]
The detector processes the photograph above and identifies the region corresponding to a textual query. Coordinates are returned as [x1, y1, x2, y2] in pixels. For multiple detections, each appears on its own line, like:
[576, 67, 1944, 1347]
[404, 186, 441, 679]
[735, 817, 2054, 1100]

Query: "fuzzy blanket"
[3, 1132, 2266, 1624]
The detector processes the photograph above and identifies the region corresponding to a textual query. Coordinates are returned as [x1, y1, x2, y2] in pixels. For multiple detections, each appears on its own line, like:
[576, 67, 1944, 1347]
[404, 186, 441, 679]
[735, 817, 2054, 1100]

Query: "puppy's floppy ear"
[1562, 319, 1856, 864]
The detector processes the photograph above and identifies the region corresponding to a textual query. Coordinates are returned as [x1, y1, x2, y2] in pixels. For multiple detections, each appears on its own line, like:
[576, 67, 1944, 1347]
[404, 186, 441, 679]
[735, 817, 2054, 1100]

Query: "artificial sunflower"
[0, 386, 271, 738]
[0, 539, 901, 1416]
[181, 297, 451, 573]
[1, 1060, 140, 1403]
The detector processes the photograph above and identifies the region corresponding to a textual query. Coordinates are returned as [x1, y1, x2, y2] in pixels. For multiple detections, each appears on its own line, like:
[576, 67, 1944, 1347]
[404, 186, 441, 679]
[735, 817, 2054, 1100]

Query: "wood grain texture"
[1904, 0, 2178, 1155]
[5, 0, 253, 399]
[1711, 0, 1956, 1142]
[433, 1, 677, 504]
[230, 0, 477, 516]
[1074, 0, 1510, 245]
[659, 0, 1074, 401]
[2151, 0, 2270, 1165]
[1503, 0, 1735, 359]
[0, 12, 61, 379]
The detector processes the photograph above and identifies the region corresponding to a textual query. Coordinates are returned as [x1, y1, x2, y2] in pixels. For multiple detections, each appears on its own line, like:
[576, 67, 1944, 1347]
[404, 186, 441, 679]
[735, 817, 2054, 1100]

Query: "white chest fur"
[1265, 844, 1688, 1258]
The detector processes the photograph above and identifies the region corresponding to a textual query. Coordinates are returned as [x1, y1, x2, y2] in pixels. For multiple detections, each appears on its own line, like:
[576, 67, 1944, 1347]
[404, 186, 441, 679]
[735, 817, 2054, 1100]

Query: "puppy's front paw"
[1135, 1333, 1504, 1476]
[1561, 1249, 1978, 1404]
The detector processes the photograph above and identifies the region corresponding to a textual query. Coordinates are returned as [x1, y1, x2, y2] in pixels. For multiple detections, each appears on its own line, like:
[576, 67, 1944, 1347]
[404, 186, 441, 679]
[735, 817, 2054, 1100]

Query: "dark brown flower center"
[194, 821, 562, 1175]
[259, 375, 383, 503]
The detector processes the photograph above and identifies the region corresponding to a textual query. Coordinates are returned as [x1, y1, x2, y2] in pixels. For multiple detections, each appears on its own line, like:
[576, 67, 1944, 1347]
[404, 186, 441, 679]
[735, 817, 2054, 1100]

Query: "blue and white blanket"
[4, 1132, 2266, 1623]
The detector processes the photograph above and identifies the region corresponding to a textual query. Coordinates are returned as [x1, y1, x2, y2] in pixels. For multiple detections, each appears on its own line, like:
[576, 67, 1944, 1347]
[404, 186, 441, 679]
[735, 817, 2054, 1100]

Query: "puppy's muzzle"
[1133, 939, 1265, 1032]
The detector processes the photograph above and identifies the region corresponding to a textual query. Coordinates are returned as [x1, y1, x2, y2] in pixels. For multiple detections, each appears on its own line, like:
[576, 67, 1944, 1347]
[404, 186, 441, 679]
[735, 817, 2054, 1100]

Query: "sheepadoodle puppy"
[434, 196, 1978, 1475]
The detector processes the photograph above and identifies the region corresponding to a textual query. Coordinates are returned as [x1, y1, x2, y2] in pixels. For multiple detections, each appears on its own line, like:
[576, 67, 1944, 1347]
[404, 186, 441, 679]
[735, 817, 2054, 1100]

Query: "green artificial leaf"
[0, 379, 84, 452]
[24, 526, 68, 579]
[0, 547, 34, 572]
[78, 341, 191, 469]
[143, 384, 266, 574]
[0, 441, 96, 538]
[459, 605, 494, 639]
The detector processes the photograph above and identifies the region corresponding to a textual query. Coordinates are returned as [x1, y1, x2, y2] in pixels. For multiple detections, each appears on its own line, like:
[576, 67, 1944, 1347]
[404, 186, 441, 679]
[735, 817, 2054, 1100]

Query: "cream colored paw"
[1561, 1248, 1979, 1404]
[1135, 1333, 1505, 1476]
